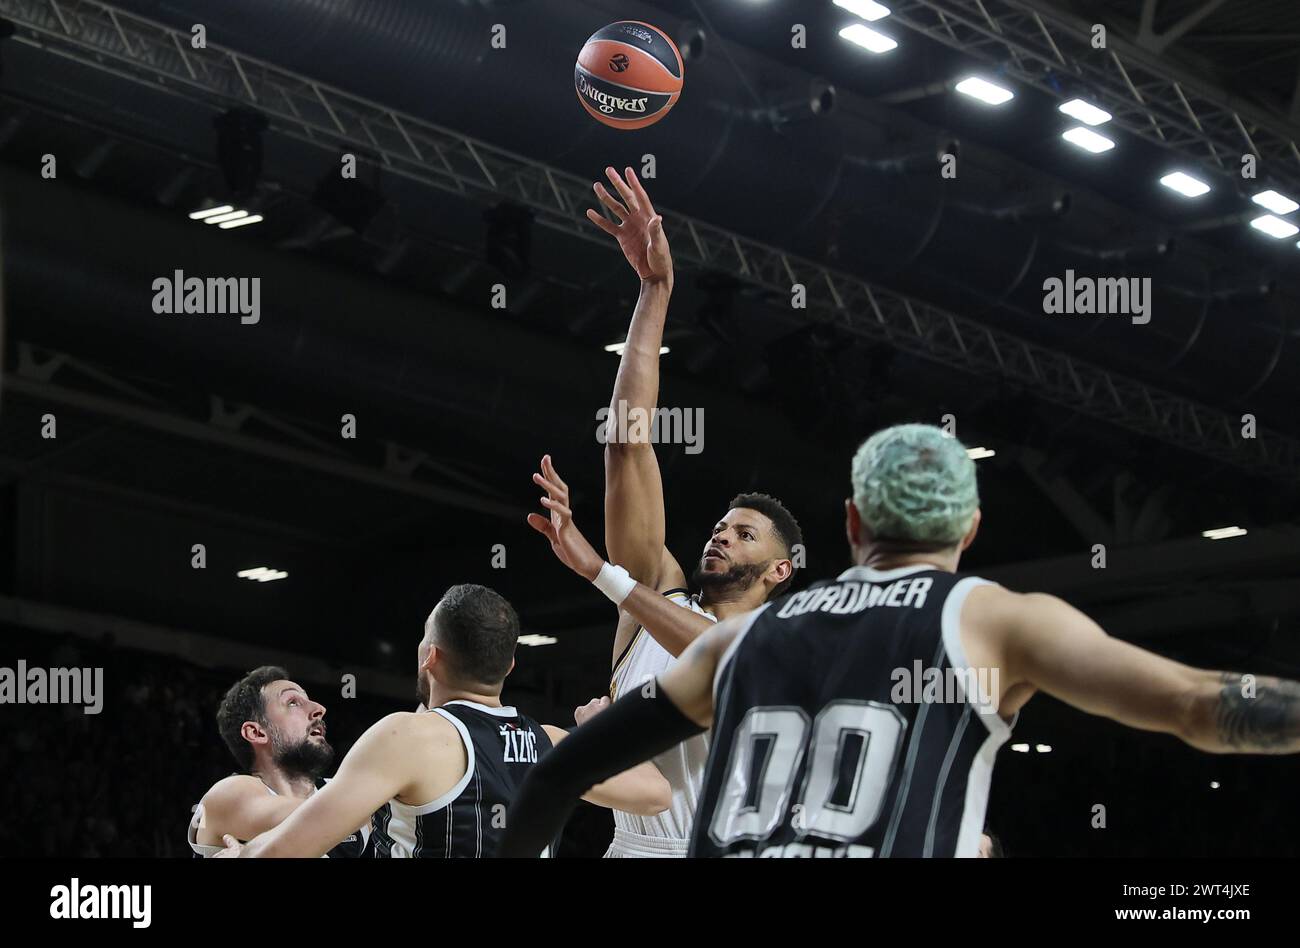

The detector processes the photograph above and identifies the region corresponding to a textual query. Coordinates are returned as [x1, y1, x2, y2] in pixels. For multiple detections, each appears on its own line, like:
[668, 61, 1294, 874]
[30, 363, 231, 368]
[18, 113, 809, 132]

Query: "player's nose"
[309, 702, 326, 720]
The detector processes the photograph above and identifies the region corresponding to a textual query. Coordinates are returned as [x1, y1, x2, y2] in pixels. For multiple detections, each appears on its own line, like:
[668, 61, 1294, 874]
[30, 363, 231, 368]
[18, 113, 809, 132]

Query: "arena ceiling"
[0, 0, 1296, 710]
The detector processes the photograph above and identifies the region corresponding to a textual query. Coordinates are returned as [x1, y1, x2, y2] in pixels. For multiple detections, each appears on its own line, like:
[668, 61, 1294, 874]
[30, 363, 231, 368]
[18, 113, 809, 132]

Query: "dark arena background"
[0, 0, 1298, 928]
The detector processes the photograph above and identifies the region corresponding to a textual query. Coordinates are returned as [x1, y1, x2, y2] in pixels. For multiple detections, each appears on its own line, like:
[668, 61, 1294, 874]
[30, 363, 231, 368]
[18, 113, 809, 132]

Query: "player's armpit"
[199, 774, 303, 843]
[658, 612, 747, 728]
[240, 713, 420, 858]
[541, 724, 671, 815]
[986, 587, 1209, 740]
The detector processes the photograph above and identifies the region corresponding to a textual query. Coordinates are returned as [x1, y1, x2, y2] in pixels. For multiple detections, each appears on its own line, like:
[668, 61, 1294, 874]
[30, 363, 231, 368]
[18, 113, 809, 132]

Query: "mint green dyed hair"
[850, 424, 979, 546]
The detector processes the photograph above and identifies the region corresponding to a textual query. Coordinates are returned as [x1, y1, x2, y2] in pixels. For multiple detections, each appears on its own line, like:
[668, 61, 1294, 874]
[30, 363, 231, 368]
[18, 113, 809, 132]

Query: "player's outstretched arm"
[496, 617, 741, 857]
[589, 166, 679, 589]
[528, 454, 713, 656]
[541, 722, 671, 815]
[980, 586, 1300, 754]
[199, 775, 306, 843]
[221, 713, 423, 857]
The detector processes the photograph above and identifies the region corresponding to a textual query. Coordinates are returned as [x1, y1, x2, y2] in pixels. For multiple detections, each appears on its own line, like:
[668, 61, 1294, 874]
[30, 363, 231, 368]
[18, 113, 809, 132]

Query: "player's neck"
[700, 586, 768, 620]
[854, 549, 957, 572]
[254, 764, 317, 799]
[428, 685, 504, 710]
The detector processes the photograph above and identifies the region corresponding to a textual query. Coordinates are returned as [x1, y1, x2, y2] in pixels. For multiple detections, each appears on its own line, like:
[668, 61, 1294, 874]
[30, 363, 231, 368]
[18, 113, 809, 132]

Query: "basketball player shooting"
[574, 167, 802, 857]
[189, 668, 370, 858]
[217, 584, 669, 858]
[501, 424, 1300, 858]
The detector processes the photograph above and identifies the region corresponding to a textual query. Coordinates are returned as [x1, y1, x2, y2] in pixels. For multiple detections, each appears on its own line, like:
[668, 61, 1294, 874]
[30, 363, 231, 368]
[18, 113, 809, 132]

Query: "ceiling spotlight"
[838, 23, 897, 53]
[967, 446, 996, 460]
[237, 566, 288, 582]
[517, 634, 558, 647]
[954, 76, 1014, 106]
[1249, 215, 1299, 239]
[1251, 190, 1298, 215]
[1059, 98, 1112, 126]
[1210, 781, 1220, 789]
[1201, 526, 1246, 540]
[1010, 743, 1029, 752]
[1062, 126, 1115, 154]
[1035, 743, 1052, 753]
[606, 341, 669, 355]
[1159, 171, 1210, 198]
[834, 0, 891, 20]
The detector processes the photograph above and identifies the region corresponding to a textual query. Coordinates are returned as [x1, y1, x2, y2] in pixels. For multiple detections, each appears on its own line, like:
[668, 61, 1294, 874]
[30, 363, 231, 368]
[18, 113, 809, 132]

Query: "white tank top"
[607, 591, 715, 856]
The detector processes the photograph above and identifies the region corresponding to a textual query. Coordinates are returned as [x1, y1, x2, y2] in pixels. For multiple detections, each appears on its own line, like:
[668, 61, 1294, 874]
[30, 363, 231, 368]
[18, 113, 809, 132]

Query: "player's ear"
[771, 558, 792, 585]
[240, 720, 269, 747]
[844, 498, 861, 548]
[959, 509, 982, 551]
[507, 657, 516, 677]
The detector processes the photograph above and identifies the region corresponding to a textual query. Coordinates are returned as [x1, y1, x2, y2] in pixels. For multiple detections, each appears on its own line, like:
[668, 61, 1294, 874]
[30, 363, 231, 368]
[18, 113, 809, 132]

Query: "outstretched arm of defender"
[198, 775, 307, 843]
[541, 724, 671, 815]
[222, 713, 418, 857]
[589, 166, 678, 588]
[975, 586, 1300, 754]
[529, 455, 713, 656]
[496, 617, 740, 857]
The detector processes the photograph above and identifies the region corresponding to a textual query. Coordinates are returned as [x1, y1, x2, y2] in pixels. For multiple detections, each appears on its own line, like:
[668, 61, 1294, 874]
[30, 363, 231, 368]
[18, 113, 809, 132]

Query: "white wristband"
[593, 562, 636, 606]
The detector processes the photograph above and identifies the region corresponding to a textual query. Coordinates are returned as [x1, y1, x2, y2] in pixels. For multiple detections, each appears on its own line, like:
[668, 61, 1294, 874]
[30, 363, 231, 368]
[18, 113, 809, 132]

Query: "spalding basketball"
[575, 21, 684, 130]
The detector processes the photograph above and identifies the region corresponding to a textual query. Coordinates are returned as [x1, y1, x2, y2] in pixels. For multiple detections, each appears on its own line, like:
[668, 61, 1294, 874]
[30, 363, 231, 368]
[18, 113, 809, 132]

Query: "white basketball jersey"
[607, 590, 716, 857]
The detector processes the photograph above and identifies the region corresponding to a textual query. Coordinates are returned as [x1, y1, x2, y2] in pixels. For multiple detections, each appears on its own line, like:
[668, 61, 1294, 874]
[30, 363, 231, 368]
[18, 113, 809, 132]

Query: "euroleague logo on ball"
[575, 20, 684, 130]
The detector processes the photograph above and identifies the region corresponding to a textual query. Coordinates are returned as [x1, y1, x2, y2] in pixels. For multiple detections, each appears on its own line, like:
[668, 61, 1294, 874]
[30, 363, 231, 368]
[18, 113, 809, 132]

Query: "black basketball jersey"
[370, 700, 556, 858]
[691, 565, 1014, 858]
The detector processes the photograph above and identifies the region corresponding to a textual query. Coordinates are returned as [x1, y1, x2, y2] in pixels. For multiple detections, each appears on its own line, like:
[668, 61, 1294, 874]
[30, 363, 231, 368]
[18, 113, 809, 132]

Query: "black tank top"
[692, 566, 1014, 858]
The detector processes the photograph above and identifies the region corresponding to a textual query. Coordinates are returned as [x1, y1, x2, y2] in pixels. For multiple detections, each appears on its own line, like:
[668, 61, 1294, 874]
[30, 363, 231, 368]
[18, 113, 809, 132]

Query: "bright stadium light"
[1010, 743, 1030, 753]
[1035, 744, 1053, 753]
[1201, 526, 1247, 540]
[219, 214, 265, 230]
[954, 76, 1014, 106]
[967, 446, 996, 460]
[189, 205, 234, 220]
[1249, 215, 1299, 239]
[517, 634, 558, 647]
[237, 566, 289, 582]
[1062, 126, 1115, 154]
[605, 341, 669, 355]
[1251, 190, 1298, 215]
[1159, 171, 1210, 198]
[834, 0, 891, 20]
[838, 23, 897, 53]
[1058, 98, 1112, 126]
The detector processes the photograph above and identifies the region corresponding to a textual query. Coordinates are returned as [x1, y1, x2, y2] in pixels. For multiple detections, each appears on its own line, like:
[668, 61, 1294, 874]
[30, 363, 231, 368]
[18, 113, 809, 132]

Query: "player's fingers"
[606, 165, 640, 214]
[222, 834, 238, 848]
[592, 182, 628, 221]
[542, 454, 569, 493]
[532, 472, 565, 502]
[540, 497, 573, 519]
[525, 512, 554, 537]
[585, 207, 619, 236]
[626, 166, 654, 213]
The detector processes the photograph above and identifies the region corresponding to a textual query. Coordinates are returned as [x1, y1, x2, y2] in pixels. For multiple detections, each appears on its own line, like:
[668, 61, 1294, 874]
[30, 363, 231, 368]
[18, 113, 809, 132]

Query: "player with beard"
[188, 666, 370, 858]
[217, 584, 670, 858]
[565, 167, 801, 857]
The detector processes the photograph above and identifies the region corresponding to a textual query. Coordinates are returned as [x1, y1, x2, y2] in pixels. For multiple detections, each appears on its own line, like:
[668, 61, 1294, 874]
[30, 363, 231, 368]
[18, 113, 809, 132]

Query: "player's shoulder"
[199, 774, 266, 813]
[963, 582, 1063, 628]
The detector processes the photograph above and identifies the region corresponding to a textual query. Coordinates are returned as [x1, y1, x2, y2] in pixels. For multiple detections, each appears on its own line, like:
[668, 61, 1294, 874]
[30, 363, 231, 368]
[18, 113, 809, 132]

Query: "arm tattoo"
[1215, 673, 1300, 752]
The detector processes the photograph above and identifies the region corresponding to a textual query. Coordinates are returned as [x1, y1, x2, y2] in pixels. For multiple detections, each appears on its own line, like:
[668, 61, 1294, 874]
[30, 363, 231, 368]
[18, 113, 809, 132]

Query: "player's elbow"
[1174, 672, 1231, 754]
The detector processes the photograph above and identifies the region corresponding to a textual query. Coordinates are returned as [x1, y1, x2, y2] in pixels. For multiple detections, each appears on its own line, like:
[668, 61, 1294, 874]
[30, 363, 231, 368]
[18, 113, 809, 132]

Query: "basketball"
[575, 20, 684, 130]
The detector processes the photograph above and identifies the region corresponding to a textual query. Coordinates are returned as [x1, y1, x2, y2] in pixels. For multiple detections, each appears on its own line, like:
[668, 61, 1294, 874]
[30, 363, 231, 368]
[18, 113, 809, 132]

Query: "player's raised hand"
[574, 696, 612, 727]
[527, 455, 605, 581]
[586, 165, 673, 285]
